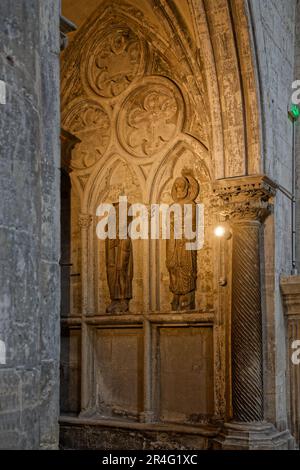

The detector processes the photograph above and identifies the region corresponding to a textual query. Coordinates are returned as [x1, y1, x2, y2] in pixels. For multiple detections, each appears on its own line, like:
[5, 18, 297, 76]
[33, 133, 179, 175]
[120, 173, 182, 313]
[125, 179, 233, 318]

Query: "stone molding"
[281, 275, 300, 318]
[60, 128, 81, 171]
[213, 175, 277, 222]
[60, 16, 77, 50]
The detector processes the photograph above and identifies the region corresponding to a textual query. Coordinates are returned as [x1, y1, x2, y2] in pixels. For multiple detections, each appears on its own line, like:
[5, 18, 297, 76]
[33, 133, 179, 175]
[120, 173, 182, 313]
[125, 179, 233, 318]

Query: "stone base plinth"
[59, 416, 220, 450]
[213, 422, 296, 450]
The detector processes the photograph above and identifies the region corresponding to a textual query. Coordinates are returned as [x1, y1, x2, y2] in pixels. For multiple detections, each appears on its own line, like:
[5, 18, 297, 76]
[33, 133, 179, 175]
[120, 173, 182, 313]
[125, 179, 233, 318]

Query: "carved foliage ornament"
[212, 176, 277, 223]
[86, 27, 143, 98]
[63, 101, 110, 169]
[118, 79, 183, 158]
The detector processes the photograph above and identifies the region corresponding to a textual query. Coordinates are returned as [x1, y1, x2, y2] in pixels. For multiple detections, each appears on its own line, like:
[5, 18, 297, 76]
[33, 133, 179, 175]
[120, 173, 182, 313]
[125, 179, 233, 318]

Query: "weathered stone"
[0, 0, 60, 449]
[1, 0, 300, 451]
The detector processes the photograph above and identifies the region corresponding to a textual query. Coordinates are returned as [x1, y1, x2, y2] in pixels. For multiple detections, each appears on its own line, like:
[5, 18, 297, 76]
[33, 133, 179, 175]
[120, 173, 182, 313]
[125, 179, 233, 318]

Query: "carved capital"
[79, 214, 93, 229]
[212, 175, 277, 223]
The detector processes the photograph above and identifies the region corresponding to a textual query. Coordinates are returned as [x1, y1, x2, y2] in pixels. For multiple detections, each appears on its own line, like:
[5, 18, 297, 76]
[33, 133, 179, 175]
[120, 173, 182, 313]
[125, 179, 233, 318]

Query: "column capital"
[79, 213, 93, 228]
[212, 175, 277, 223]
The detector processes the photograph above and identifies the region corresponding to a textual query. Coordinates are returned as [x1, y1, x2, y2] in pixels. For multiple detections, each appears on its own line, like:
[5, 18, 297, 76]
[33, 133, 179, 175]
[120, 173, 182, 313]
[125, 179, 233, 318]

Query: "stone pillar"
[78, 213, 93, 414]
[78, 213, 92, 315]
[231, 217, 264, 422]
[213, 176, 295, 449]
[281, 275, 300, 446]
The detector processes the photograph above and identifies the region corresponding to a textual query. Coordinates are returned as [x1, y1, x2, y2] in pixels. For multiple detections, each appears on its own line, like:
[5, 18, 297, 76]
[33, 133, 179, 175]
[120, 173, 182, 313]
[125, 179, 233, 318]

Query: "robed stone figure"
[106, 202, 133, 313]
[166, 171, 199, 311]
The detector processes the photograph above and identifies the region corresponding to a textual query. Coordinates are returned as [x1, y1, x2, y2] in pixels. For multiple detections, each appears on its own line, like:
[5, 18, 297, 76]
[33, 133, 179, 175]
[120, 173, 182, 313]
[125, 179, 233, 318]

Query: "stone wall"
[295, 0, 300, 270]
[247, 0, 296, 430]
[0, 0, 60, 449]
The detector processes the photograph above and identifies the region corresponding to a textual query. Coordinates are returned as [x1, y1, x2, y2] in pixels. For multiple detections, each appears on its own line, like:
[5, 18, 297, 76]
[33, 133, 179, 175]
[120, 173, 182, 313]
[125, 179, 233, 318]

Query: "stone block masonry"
[0, 0, 61, 449]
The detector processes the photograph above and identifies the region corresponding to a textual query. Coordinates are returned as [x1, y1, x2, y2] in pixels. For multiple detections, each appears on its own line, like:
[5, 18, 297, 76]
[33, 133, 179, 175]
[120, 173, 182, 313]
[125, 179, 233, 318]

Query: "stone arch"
[149, 137, 211, 204]
[60, 0, 262, 430]
[61, 0, 261, 180]
[147, 139, 213, 312]
[83, 153, 146, 213]
[84, 157, 145, 315]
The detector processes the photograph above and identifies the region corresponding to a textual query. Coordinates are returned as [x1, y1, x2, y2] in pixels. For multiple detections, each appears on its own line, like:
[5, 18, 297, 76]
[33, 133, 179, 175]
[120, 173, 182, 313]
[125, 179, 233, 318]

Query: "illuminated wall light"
[214, 225, 226, 237]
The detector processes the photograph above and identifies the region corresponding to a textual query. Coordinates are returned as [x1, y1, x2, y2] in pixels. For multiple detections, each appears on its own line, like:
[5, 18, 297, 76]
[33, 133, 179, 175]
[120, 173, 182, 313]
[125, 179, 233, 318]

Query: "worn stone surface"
[248, 0, 297, 432]
[58, 0, 298, 451]
[0, 0, 300, 451]
[59, 420, 216, 450]
[0, 0, 60, 449]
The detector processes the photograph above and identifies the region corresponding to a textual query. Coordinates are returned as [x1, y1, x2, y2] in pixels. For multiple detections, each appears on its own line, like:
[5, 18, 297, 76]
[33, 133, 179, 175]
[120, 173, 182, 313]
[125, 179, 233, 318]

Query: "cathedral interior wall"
[0, 0, 61, 449]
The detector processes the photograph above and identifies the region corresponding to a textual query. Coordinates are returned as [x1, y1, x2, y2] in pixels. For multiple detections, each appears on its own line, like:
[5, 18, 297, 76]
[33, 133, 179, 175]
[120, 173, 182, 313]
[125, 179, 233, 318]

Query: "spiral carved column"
[213, 176, 295, 449]
[231, 218, 264, 422]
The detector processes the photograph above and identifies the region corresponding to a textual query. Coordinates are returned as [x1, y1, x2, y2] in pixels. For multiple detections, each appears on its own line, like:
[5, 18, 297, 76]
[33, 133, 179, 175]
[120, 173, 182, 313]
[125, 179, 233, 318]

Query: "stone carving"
[231, 222, 264, 421]
[63, 102, 110, 169]
[87, 28, 143, 98]
[118, 79, 183, 158]
[166, 170, 199, 311]
[78, 213, 93, 229]
[105, 202, 133, 313]
[212, 175, 276, 222]
[213, 176, 275, 423]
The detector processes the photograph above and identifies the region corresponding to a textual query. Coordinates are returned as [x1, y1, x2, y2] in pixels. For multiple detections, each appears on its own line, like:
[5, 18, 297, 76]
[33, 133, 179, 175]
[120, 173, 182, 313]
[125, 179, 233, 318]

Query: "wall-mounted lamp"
[214, 223, 232, 240]
[214, 225, 226, 237]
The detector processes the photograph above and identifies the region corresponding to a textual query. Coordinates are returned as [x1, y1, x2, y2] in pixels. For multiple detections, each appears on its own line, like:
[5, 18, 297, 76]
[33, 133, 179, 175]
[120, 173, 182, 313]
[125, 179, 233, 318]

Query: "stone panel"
[94, 328, 144, 420]
[158, 326, 214, 424]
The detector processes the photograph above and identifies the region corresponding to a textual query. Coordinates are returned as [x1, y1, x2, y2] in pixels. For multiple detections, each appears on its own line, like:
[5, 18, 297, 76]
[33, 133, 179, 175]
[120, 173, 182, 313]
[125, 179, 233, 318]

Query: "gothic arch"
[60, 0, 262, 434]
[61, 0, 261, 181]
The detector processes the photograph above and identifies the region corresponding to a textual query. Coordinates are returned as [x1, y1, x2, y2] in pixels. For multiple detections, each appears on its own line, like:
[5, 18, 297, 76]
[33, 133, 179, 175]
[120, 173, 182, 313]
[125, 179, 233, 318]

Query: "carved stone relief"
[158, 146, 213, 313]
[166, 170, 199, 311]
[85, 26, 145, 99]
[117, 78, 184, 159]
[95, 161, 143, 315]
[62, 100, 110, 169]
[105, 203, 133, 314]
[59, 0, 266, 447]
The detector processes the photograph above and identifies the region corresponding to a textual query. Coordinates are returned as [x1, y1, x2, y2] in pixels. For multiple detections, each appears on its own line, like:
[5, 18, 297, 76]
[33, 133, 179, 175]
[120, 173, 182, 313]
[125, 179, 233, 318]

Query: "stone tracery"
[59, 0, 281, 451]
[87, 27, 144, 98]
[62, 100, 110, 169]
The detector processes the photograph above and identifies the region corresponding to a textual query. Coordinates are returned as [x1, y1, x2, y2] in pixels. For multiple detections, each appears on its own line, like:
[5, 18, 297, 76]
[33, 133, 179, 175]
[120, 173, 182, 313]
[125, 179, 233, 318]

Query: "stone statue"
[105, 202, 133, 313]
[166, 170, 199, 311]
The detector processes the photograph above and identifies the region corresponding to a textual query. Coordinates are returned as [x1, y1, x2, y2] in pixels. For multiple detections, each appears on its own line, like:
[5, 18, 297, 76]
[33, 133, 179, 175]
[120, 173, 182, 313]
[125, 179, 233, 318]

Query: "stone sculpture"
[166, 170, 199, 311]
[105, 202, 133, 313]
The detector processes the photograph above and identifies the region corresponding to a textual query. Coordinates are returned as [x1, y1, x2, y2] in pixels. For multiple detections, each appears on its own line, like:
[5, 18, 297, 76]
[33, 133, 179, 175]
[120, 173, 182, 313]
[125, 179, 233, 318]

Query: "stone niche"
[60, 0, 226, 449]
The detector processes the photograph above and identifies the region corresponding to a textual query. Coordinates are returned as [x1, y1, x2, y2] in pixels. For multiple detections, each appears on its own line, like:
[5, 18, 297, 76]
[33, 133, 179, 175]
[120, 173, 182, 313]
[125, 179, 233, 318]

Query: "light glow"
[214, 225, 226, 238]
